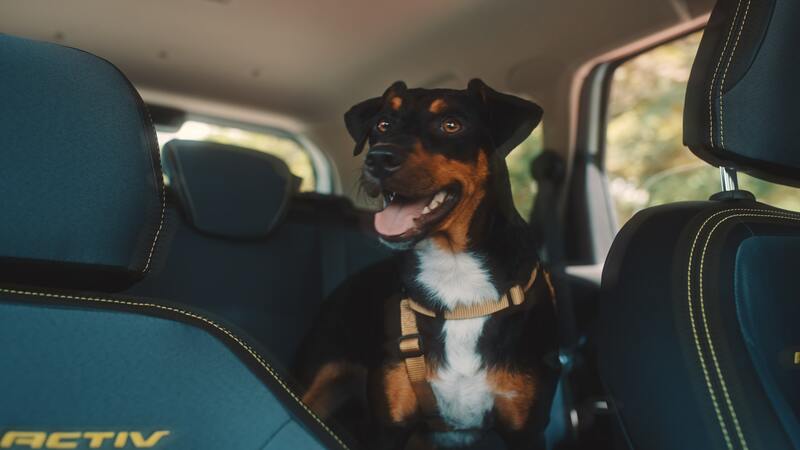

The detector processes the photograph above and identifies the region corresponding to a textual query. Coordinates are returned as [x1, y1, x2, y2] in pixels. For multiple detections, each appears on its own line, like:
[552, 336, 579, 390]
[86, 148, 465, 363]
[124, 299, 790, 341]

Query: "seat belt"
[529, 150, 577, 350]
[529, 150, 582, 441]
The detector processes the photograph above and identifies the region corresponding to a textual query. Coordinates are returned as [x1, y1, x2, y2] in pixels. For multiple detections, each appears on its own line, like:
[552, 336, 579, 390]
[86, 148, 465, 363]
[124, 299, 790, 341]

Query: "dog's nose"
[365, 147, 406, 178]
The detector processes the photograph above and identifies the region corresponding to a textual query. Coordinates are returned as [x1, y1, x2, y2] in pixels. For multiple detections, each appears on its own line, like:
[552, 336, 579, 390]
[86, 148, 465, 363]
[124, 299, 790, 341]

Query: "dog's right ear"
[344, 96, 382, 156]
[345, 81, 407, 156]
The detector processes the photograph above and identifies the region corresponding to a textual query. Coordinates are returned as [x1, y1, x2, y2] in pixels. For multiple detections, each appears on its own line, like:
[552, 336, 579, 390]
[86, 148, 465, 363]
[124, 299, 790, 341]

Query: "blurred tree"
[606, 31, 799, 225]
[507, 127, 544, 221]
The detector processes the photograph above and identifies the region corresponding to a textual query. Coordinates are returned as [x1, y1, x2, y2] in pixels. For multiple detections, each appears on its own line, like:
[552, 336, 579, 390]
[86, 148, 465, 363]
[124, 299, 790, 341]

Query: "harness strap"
[406, 266, 542, 320]
[398, 298, 440, 419]
[397, 264, 552, 427]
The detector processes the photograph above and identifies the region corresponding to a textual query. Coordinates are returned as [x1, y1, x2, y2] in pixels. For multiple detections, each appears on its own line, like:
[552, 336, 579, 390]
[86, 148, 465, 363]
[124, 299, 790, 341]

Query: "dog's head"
[346, 79, 542, 251]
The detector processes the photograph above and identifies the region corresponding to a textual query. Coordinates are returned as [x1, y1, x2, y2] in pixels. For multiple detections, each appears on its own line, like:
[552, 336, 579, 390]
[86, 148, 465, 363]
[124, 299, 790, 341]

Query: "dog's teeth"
[427, 191, 447, 210]
[422, 206, 431, 214]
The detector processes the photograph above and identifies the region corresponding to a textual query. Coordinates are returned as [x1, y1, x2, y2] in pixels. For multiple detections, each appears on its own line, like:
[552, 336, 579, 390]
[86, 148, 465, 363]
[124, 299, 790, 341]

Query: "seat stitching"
[141, 103, 166, 275]
[690, 208, 800, 450]
[700, 211, 800, 450]
[709, 0, 743, 148]
[142, 187, 166, 274]
[258, 417, 293, 450]
[0, 287, 349, 450]
[687, 207, 796, 449]
[688, 209, 748, 450]
[719, 0, 752, 148]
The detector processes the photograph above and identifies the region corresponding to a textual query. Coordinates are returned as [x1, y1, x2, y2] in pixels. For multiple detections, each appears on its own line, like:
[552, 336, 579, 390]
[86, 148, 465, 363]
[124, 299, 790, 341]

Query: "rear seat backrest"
[0, 34, 163, 291]
[130, 140, 390, 366]
[162, 139, 296, 239]
[0, 35, 347, 450]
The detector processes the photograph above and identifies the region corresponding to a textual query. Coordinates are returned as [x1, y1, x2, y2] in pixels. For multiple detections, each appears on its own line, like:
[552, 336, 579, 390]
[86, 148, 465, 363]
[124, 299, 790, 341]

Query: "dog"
[295, 79, 559, 450]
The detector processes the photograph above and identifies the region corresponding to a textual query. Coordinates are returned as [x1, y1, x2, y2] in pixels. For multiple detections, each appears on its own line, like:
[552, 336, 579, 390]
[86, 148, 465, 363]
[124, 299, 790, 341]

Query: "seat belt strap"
[530, 150, 577, 348]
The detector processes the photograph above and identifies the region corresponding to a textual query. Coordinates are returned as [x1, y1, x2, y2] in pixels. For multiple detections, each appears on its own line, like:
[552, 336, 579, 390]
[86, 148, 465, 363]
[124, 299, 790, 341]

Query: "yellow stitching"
[140, 103, 166, 275]
[701, 211, 800, 450]
[142, 191, 165, 274]
[0, 288, 349, 450]
[690, 208, 800, 450]
[688, 210, 741, 450]
[709, 0, 743, 148]
[687, 208, 792, 449]
[719, 0, 751, 148]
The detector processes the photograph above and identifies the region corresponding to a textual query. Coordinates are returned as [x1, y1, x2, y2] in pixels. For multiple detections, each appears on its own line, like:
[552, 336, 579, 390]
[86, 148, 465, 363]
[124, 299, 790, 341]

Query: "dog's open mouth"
[374, 184, 461, 242]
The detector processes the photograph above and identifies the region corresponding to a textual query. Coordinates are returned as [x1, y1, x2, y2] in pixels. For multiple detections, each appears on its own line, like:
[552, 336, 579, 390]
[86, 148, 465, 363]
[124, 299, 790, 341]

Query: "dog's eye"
[441, 118, 462, 134]
[376, 119, 391, 133]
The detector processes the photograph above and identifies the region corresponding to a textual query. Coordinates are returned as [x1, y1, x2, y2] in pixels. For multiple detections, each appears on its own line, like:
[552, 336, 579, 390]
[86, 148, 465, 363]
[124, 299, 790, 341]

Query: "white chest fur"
[415, 241, 498, 444]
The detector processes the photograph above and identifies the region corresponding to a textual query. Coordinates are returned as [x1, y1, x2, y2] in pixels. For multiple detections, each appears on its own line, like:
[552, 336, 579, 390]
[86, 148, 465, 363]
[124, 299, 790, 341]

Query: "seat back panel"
[0, 293, 334, 449]
[735, 236, 800, 446]
[599, 202, 800, 450]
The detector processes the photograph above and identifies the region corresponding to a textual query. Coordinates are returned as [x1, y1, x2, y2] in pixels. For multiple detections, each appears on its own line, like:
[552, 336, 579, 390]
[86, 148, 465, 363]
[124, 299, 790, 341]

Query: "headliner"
[0, 0, 713, 191]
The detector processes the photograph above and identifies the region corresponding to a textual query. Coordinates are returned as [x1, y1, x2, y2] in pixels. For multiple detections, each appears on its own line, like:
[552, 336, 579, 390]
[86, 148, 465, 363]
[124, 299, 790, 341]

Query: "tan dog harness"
[396, 264, 553, 429]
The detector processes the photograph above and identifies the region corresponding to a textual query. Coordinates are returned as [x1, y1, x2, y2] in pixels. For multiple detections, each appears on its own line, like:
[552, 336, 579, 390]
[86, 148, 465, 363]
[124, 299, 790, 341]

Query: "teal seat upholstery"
[0, 295, 330, 450]
[0, 34, 350, 450]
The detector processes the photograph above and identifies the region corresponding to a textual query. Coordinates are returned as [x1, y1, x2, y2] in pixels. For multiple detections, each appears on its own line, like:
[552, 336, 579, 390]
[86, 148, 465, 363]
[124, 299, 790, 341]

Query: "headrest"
[684, 0, 800, 187]
[162, 140, 296, 239]
[0, 35, 164, 289]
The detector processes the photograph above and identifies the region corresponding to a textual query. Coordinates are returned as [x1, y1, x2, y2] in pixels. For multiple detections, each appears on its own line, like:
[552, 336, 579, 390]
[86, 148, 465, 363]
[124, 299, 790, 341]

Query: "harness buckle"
[398, 333, 424, 358]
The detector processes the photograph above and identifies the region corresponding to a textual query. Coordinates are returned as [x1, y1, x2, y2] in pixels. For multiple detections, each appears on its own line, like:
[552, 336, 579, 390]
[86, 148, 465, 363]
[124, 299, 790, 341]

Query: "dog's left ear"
[345, 81, 407, 156]
[468, 78, 543, 156]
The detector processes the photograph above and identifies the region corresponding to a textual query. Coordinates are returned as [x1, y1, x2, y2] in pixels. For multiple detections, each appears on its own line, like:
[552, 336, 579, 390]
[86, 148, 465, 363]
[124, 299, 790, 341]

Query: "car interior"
[1, 0, 798, 449]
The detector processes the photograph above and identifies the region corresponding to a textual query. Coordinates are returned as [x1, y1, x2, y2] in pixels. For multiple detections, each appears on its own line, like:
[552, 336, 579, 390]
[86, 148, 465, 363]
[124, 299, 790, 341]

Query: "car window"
[507, 126, 544, 221]
[157, 120, 317, 192]
[606, 31, 800, 226]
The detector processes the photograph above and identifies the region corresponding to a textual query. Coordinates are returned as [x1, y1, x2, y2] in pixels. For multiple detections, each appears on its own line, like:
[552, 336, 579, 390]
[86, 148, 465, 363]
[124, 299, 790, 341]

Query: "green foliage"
[607, 31, 799, 225]
[507, 127, 544, 221]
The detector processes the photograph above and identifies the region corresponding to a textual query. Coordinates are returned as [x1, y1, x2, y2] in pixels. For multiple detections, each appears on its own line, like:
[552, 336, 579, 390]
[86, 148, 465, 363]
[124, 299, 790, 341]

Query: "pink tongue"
[374, 197, 429, 237]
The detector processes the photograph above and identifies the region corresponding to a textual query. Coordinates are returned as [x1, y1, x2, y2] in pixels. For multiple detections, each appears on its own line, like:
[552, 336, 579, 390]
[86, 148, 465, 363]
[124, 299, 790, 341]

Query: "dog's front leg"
[489, 368, 548, 450]
[368, 363, 429, 450]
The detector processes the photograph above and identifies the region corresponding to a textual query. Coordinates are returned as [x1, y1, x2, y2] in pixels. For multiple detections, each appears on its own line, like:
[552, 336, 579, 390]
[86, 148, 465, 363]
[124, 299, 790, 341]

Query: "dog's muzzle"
[364, 145, 407, 180]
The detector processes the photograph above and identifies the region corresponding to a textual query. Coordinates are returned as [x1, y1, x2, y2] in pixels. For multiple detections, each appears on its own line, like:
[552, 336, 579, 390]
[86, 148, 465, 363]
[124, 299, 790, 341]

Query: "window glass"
[606, 31, 800, 225]
[157, 120, 316, 191]
[507, 127, 544, 221]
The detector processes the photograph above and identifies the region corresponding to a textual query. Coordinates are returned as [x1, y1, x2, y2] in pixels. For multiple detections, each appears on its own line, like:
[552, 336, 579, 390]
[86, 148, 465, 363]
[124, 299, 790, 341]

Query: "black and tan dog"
[296, 80, 559, 450]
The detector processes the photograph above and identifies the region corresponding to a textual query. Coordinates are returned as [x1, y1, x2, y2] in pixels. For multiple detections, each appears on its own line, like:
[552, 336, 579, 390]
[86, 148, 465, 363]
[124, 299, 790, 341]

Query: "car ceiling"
[1, 0, 713, 195]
